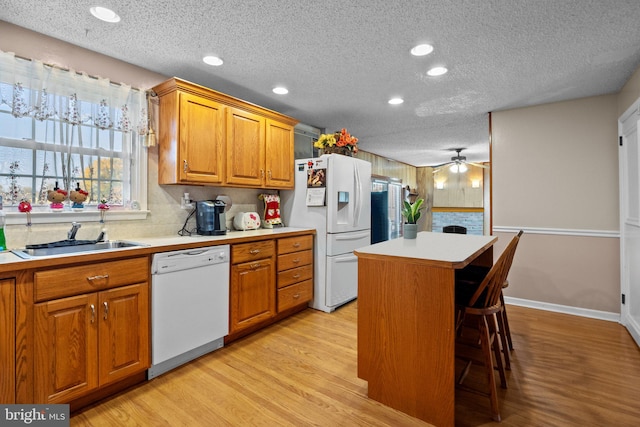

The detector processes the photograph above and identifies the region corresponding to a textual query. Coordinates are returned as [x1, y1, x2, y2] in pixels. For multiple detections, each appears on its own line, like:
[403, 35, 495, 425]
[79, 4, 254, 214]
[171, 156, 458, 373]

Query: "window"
[0, 50, 149, 224]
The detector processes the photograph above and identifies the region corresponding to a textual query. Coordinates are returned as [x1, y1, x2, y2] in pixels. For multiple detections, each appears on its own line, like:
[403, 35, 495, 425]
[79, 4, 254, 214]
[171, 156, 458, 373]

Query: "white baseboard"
[621, 313, 640, 347]
[504, 296, 620, 323]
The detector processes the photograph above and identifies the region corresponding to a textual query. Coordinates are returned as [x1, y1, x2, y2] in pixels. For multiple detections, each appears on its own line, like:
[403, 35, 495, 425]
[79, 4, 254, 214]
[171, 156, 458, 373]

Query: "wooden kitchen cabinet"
[34, 293, 98, 403]
[26, 257, 149, 405]
[226, 110, 295, 188]
[276, 235, 313, 312]
[153, 77, 298, 189]
[225, 107, 266, 187]
[265, 119, 295, 188]
[1, 277, 15, 404]
[156, 87, 226, 185]
[230, 241, 276, 334]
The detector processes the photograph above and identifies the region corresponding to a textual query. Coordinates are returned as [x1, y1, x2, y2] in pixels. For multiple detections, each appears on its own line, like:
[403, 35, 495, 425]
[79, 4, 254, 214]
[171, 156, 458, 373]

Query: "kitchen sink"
[12, 240, 147, 259]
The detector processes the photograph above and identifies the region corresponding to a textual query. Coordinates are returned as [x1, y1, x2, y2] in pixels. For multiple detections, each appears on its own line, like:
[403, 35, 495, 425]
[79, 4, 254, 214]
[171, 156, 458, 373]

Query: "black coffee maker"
[195, 200, 227, 235]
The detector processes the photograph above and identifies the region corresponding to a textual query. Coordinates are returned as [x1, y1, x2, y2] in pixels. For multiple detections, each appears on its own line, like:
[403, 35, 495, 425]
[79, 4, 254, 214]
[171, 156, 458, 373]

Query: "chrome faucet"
[68, 222, 82, 240]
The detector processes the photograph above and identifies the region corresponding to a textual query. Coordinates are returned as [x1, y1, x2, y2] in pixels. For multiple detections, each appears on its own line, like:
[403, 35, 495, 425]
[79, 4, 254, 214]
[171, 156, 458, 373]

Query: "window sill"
[4, 209, 149, 225]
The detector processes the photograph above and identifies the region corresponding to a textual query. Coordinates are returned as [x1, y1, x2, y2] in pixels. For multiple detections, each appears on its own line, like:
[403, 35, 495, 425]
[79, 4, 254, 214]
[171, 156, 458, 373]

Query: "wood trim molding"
[493, 226, 619, 238]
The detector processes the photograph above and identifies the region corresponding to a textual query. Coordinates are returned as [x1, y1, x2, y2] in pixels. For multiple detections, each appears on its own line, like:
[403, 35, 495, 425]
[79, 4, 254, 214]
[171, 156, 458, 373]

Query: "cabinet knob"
[90, 304, 95, 323]
[183, 159, 188, 173]
[249, 249, 260, 255]
[250, 263, 262, 269]
[293, 242, 300, 248]
[103, 301, 109, 320]
[292, 274, 300, 279]
[293, 294, 300, 299]
[292, 258, 300, 264]
[87, 274, 109, 282]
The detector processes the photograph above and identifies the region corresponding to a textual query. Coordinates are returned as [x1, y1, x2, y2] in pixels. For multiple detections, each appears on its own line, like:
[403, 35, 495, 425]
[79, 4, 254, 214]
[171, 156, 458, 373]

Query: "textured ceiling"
[2, 1, 640, 166]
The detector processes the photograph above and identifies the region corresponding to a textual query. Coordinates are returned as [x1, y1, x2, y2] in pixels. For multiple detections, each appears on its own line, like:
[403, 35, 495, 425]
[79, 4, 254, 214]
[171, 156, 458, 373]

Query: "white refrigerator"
[281, 154, 371, 313]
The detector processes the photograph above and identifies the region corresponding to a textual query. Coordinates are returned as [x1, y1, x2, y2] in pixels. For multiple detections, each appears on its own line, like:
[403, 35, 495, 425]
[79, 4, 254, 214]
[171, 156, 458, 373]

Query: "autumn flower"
[314, 128, 359, 154]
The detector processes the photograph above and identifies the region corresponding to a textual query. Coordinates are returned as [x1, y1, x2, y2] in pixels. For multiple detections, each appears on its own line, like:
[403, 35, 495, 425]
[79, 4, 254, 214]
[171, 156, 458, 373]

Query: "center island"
[354, 231, 498, 427]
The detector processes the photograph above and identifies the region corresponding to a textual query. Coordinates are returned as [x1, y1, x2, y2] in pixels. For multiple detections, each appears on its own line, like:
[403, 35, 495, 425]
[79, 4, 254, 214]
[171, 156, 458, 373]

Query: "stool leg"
[500, 292, 514, 351]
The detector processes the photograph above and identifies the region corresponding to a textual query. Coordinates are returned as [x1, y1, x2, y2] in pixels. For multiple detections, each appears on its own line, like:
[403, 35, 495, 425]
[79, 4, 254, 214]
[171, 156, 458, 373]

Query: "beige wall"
[492, 94, 620, 314]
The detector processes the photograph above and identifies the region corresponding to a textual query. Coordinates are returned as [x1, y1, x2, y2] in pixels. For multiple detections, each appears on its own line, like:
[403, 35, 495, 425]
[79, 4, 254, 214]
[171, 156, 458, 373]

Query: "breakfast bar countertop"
[354, 231, 497, 268]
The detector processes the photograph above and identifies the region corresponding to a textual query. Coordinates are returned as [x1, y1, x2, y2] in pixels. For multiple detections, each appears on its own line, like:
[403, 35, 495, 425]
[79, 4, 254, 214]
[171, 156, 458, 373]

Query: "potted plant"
[402, 198, 424, 239]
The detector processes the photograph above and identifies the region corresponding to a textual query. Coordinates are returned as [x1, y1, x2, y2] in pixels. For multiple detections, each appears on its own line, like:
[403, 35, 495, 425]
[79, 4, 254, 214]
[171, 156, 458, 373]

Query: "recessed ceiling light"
[90, 6, 120, 23]
[388, 97, 404, 105]
[410, 44, 434, 56]
[272, 87, 289, 95]
[203, 56, 224, 66]
[427, 66, 448, 76]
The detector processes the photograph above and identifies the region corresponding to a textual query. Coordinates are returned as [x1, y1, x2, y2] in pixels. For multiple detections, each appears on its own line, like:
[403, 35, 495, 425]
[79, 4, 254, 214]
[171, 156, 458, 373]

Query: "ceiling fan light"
[450, 164, 459, 173]
[458, 163, 468, 173]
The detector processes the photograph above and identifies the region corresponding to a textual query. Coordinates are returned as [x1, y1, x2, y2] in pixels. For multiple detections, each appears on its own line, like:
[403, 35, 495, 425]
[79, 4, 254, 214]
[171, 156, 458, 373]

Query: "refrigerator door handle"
[334, 231, 370, 241]
[334, 253, 358, 263]
[353, 163, 361, 228]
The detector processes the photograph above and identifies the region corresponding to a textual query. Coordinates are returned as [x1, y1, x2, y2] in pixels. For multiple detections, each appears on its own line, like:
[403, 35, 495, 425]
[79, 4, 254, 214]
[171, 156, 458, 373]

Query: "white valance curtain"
[0, 49, 148, 134]
[0, 49, 149, 207]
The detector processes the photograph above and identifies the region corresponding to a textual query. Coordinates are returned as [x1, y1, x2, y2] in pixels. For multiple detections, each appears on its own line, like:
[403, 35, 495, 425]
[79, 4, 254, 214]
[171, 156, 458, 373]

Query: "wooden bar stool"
[454, 230, 523, 422]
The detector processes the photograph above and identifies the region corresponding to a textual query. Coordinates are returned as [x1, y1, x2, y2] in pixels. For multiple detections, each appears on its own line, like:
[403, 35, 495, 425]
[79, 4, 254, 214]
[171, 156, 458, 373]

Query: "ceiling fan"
[432, 148, 489, 173]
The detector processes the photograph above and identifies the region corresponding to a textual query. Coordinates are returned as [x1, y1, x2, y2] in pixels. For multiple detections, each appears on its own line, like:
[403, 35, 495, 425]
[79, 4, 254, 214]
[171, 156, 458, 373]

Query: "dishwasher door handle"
[167, 250, 208, 257]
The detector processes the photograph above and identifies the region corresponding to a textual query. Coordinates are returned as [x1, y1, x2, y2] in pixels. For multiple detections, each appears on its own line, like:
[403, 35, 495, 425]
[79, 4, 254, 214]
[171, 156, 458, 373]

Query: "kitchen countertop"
[0, 227, 316, 273]
[354, 231, 497, 269]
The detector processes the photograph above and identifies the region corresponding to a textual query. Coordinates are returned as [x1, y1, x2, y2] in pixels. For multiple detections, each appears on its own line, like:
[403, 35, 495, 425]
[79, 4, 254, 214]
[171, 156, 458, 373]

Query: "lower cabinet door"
[34, 293, 99, 404]
[34, 284, 149, 404]
[98, 284, 149, 385]
[231, 259, 276, 333]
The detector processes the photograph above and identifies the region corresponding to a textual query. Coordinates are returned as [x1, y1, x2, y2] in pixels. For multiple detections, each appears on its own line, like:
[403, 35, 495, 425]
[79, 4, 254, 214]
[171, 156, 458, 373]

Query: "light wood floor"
[71, 302, 640, 426]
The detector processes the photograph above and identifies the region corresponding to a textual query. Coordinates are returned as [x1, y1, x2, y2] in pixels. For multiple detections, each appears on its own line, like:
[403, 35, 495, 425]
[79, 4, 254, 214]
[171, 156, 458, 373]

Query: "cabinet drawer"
[278, 235, 313, 255]
[277, 264, 313, 289]
[278, 280, 312, 312]
[277, 250, 312, 272]
[232, 240, 275, 264]
[35, 257, 149, 302]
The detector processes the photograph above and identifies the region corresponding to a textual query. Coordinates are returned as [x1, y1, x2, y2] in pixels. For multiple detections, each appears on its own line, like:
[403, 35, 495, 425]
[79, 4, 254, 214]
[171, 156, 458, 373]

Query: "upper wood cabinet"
[226, 107, 266, 187]
[153, 77, 298, 189]
[155, 87, 226, 185]
[265, 120, 295, 188]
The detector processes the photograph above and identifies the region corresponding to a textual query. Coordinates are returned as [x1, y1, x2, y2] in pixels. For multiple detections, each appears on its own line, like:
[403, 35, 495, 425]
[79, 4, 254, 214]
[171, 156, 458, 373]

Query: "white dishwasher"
[148, 245, 230, 379]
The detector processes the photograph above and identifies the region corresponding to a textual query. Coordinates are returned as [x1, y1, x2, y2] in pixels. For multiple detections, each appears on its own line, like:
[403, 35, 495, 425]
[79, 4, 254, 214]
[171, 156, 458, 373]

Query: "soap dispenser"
[0, 196, 6, 251]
